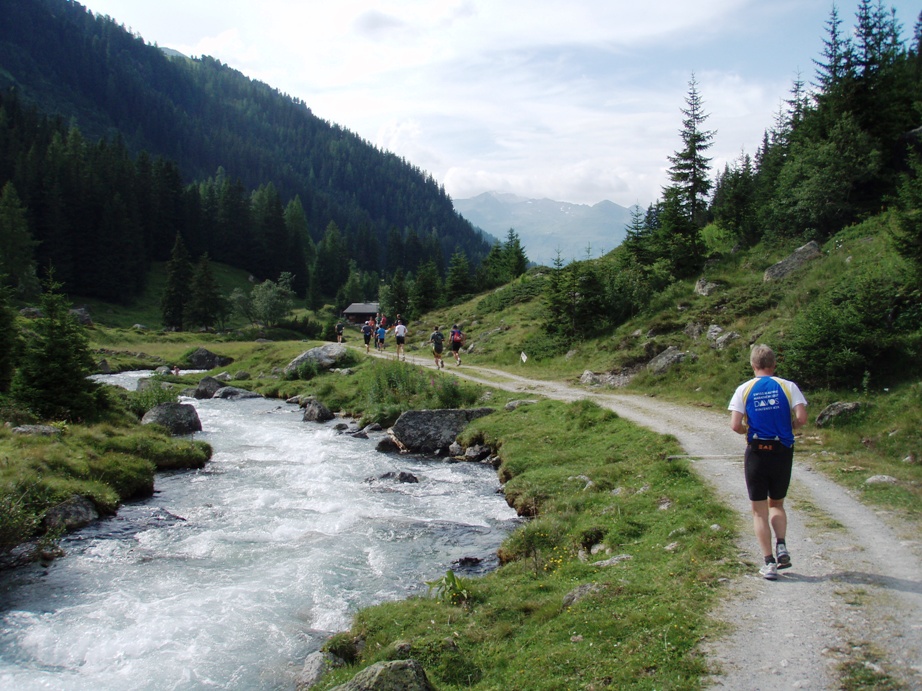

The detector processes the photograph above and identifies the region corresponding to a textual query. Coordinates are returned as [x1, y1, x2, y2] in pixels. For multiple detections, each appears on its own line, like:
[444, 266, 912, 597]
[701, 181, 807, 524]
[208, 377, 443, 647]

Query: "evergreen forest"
[0, 0, 496, 311]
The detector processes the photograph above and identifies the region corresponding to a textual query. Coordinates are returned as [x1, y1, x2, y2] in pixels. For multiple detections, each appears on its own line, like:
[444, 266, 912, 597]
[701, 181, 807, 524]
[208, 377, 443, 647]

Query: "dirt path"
[372, 349, 922, 688]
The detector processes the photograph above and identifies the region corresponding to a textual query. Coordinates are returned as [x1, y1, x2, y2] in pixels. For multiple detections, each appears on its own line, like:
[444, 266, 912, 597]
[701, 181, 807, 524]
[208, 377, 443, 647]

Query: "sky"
[78, 0, 920, 208]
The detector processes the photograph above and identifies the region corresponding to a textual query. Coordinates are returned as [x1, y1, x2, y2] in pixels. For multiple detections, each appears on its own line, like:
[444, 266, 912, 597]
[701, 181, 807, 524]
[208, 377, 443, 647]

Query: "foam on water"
[0, 387, 518, 690]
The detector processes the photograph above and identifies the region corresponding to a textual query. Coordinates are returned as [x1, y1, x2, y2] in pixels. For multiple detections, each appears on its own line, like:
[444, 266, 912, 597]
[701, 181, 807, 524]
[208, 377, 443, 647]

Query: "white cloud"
[79, 0, 921, 207]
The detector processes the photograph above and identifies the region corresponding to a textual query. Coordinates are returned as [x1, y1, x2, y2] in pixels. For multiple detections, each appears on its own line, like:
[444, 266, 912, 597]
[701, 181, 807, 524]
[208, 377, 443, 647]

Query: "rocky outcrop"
[706, 325, 740, 350]
[11, 425, 62, 436]
[327, 660, 435, 691]
[284, 344, 350, 376]
[389, 408, 494, 454]
[694, 278, 720, 296]
[763, 241, 823, 282]
[302, 397, 335, 423]
[141, 403, 203, 435]
[186, 347, 233, 370]
[647, 346, 697, 374]
[815, 401, 862, 428]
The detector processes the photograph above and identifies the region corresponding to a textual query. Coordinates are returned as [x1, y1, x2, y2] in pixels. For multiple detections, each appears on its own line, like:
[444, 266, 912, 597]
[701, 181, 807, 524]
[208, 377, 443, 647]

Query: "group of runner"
[336, 315, 465, 368]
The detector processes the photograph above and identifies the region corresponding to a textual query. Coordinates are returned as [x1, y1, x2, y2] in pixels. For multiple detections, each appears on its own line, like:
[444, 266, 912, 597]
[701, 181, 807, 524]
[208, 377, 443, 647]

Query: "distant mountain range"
[453, 193, 633, 266]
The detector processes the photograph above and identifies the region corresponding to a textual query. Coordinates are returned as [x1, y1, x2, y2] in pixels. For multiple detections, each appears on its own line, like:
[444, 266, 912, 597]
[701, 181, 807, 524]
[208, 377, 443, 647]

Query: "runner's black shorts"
[451, 341, 462, 352]
[363, 334, 371, 344]
[395, 336, 405, 345]
[744, 440, 794, 501]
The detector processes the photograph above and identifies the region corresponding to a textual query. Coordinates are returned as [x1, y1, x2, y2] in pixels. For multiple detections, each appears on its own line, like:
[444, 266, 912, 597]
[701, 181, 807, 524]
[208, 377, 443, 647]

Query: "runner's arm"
[730, 410, 747, 435]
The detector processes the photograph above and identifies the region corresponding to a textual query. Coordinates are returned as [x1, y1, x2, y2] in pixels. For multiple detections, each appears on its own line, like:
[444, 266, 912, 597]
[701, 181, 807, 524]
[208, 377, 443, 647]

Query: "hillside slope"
[0, 0, 490, 268]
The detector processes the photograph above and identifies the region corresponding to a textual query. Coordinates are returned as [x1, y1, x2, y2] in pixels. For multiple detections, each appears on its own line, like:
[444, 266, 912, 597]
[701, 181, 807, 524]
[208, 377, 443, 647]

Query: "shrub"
[125, 382, 179, 418]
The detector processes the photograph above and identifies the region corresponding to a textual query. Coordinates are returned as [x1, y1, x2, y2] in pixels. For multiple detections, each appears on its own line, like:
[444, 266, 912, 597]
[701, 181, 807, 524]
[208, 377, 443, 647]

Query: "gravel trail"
[380, 351, 922, 688]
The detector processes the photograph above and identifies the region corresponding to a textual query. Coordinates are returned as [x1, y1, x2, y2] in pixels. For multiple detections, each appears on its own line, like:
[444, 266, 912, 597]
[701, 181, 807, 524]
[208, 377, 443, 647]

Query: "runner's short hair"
[750, 344, 776, 370]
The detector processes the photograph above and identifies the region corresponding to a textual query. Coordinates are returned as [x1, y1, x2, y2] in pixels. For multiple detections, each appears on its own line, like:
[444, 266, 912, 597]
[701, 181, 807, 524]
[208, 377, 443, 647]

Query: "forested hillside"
[0, 0, 492, 305]
[531, 1, 922, 391]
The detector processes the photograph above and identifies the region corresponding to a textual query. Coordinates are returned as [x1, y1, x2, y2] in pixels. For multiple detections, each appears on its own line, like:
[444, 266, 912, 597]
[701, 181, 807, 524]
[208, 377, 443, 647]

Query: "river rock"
[376, 471, 419, 483]
[328, 659, 435, 691]
[302, 397, 335, 423]
[284, 344, 350, 376]
[815, 401, 862, 427]
[297, 652, 346, 690]
[141, 403, 203, 435]
[376, 437, 402, 454]
[763, 241, 823, 281]
[186, 347, 233, 370]
[390, 408, 494, 454]
[193, 376, 224, 399]
[41, 494, 99, 532]
[212, 386, 261, 400]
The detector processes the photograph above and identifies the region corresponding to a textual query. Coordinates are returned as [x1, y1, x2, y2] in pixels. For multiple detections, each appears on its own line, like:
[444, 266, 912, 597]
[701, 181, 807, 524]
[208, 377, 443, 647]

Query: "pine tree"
[409, 261, 441, 317]
[444, 250, 471, 302]
[0, 182, 40, 299]
[10, 278, 99, 421]
[186, 253, 226, 330]
[666, 74, 715, 230]
[160, 234, 193, 330]
[502, 229, 529, 278]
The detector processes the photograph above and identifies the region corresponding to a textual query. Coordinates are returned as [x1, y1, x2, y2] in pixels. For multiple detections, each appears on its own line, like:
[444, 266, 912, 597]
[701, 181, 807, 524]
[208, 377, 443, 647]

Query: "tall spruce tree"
[11, 278, 99, 421]
[186, 253, 226, 330]
[160, 234, 193, 330]
[0, 182, 40, 299]
[444, 250, 471, 302]
[666, 74, 715, 230]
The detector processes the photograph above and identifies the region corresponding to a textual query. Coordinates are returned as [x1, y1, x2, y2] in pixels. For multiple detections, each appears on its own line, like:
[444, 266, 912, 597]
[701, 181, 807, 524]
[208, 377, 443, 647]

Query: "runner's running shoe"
[759, 562, 778, 580]
[776, 543, 792, 569]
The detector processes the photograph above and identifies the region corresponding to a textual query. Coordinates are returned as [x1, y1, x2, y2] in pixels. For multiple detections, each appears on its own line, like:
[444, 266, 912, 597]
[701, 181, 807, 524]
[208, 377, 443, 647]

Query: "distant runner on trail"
[393, 320, 408, 361]
[428, 325, 445, 369]
[449, 324, 465, 366]
[728, 344, 807, 581]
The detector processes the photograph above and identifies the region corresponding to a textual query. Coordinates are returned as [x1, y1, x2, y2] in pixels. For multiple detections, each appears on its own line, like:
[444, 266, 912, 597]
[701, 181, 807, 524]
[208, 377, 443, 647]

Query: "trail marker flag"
[520, 351, 528, 363]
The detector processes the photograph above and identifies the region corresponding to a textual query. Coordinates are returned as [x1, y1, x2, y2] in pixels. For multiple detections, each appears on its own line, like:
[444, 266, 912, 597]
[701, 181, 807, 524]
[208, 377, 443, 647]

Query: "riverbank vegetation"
[316, 398, 738, 689]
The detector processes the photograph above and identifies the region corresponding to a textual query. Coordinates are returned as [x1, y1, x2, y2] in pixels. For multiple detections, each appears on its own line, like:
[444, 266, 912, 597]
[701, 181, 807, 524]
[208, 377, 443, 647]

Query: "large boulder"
[815, 401, 862, 428]
[390, 408, 494, 453]
[763, 241, 823, 282]
[328, 659, 435, 691]
[302, 397, 335, 423]
[141, 403, 203, 435]
[41, 494, 99, 532]
[186, 347, 233, 370]
[192, 376, 224, 399]
[212, 386, 261, 400]
[284, 344, 350, 376]
[647, 346, 697, 375]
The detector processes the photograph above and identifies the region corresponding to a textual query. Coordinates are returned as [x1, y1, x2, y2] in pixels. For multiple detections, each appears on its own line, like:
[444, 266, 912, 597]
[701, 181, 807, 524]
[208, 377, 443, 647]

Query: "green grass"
[313, 399, 739, 690]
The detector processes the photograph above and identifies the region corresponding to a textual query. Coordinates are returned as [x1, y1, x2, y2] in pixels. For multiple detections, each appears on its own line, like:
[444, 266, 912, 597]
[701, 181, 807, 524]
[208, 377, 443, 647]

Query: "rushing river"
[0, 372, 519, 690]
